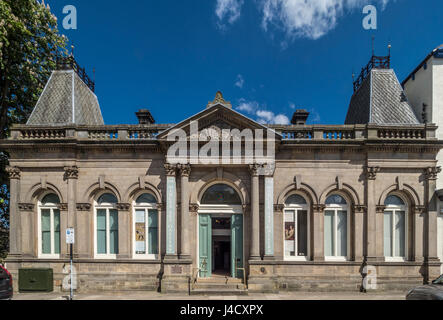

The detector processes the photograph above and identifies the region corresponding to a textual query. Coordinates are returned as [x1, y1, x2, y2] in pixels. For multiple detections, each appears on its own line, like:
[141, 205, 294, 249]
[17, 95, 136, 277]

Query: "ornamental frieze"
[164, 163, 177, 176]
[413, 205, 426, 214]
[179, 164, 191, 177]
[365, 166, 380, 180]
[313, 204, 326, 212]
[116, 203, 131, 211]
[76, 203, 91, 211]
[354, 205, 367, 213]
[18, 203, 34, 211]
[424, 166, 442, 180]
[64, 166, 79, 179]
[6, 166, 21, 179]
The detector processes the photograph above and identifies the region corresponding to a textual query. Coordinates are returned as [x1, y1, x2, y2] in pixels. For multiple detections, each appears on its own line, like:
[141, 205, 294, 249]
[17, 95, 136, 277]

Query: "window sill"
[94, 254, 117, 260]
[38, 254, 60, 259]
[284, 256, 309, 262]
[384, 257, 406, 262]
[325, 256, 348, 262]
[132, 254, 158, 260]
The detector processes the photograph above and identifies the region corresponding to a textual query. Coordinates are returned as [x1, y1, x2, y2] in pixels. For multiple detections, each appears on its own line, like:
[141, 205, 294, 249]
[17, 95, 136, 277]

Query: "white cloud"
[236, 100, 258, 113]
[235, 74, 245, 88]
[236, 99, 290, 125]
[216, 0, 244, 29]
[260, 0, 392, 40]
[257, 110, 290, 125]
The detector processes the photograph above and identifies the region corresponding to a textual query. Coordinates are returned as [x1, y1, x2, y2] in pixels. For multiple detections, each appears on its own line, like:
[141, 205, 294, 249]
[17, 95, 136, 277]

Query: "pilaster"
[179, 164, 191, 260]
[164, 163, 178, 259]
[366, 166, 382, 263]
[249, 163, 261, 261]
[312, 204, 325, 261]
[6, 166, 21, 257]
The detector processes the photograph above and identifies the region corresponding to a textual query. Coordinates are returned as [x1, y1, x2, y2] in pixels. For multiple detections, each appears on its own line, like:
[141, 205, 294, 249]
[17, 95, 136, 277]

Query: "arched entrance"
[198, 183, 244, 279]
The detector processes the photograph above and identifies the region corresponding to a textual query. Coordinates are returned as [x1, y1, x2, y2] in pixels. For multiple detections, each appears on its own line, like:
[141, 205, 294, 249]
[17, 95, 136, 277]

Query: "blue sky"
[46, 0, 443, 125]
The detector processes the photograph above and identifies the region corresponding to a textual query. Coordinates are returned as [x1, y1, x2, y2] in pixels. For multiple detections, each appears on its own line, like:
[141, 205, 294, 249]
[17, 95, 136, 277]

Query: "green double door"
[198, 214, 243, 279]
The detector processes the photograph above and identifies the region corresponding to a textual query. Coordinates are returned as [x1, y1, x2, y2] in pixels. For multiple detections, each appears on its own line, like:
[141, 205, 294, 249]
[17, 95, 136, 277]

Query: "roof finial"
[70, 43, 75, 57]
[207, 91, 232, 109]
[352, 69, 355, 82]
[388, 42, 392, 57]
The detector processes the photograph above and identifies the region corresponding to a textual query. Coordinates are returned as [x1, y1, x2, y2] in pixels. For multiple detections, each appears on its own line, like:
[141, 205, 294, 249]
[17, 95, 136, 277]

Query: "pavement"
[11, 291, 406, 300]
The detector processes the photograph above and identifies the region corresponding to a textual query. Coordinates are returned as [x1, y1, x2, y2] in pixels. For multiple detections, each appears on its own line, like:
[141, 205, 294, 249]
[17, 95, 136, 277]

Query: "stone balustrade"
[9, 123, 437, 142]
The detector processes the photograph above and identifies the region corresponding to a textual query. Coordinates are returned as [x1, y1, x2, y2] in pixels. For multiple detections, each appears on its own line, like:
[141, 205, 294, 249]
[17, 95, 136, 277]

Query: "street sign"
[66, 228, 75, 244]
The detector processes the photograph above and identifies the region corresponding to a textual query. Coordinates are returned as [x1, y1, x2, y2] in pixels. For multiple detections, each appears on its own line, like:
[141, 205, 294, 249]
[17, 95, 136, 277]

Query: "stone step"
[193, 283, 246, 291]
[190, 288, 249, 296]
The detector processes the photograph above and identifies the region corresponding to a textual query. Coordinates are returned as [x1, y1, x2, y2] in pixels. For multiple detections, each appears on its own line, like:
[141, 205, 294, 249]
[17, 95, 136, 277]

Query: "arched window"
[284, 194, 309, 260]
[324, 194, 349, 260]
[201, 184, 242, 205]
[95, 193, 118, 258]
[38, 193, 61, 258]
[384, 195, 407, 261]
[133, 193, 158, 258]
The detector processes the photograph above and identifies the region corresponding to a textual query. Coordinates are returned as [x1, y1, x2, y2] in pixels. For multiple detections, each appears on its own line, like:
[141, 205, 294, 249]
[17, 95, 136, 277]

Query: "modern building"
[2, 53, 442, 294]
[402, 45, 443, 271]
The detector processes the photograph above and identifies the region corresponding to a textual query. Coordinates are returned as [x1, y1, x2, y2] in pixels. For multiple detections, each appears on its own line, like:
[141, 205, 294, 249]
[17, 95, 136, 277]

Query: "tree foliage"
[0, 0, 68, 258]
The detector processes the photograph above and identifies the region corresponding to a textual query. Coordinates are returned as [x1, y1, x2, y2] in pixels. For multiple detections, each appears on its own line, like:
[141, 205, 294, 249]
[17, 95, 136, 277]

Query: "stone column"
[424, 167, 442, 281]
[117, 203, 131, 259]
[312, 204, 325, 261]
[64, 166, 78, 256]
[6, 166, 21, 256]
[354, 205, 366, 261]
[179, 164, 191, 260]
[264, 176, 274, 260]
[249, 164, 261, 260]
[414, 205, 425, 262]
[366, 166, 381, 262]
[165, 163, 178, 259]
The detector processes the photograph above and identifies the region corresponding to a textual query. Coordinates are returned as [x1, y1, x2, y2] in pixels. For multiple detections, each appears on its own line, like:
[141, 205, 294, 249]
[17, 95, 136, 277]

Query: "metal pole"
[70, 243, 73, 300]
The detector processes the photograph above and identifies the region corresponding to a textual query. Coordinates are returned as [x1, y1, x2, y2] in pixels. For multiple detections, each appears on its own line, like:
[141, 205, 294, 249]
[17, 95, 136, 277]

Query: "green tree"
[0, 0, 68, 258]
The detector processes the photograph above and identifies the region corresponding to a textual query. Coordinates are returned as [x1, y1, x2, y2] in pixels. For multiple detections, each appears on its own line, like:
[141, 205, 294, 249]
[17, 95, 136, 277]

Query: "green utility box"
[19, 268, 54, 292]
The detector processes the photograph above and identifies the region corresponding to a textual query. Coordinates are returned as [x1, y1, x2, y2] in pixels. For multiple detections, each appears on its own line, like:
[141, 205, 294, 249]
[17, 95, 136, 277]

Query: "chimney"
[136, 109, 155, 125]
[291, 109, 310, 125]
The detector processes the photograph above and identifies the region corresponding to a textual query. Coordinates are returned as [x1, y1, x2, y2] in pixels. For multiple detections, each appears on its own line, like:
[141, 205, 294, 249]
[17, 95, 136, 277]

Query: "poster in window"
[285, 222, 295, 241]
[135, 222, 146, 254]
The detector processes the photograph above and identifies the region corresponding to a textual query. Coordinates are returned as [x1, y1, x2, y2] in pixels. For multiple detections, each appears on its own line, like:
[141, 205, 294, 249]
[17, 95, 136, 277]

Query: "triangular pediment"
[158, 101, 281, 141]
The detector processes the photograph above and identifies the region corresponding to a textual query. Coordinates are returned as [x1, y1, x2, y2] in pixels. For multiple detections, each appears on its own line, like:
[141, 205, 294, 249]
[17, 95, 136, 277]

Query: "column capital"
[178, 163, 191, 177]
[18, 203, 34, 211]
[116, 203, 131, 211]
[424, 166, 442, 181]
[365, 166, 380, 180]
[76, 203, 91, 211]
[57, 203, 68, 211]
[189, 203, 199, 213]
[376, 205, 386, 213]
[249, 163, 263, 176]
[6, 166, 21, 179]
[354, 205, 367, 213]
[413, 205, 426, 215]
[273, 204, 284, 213]
[64, 166, 79, 179]
[313, 204, 326, 212]
[164, 163, 178, 177]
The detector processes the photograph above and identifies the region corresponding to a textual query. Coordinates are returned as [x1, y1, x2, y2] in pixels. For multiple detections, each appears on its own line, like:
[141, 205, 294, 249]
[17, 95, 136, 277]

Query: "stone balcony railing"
[8, 123, 438, 142]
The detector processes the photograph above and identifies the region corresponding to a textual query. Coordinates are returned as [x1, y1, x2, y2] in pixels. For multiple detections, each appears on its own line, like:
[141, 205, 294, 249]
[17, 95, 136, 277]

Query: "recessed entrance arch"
[198, 183, 244, 279]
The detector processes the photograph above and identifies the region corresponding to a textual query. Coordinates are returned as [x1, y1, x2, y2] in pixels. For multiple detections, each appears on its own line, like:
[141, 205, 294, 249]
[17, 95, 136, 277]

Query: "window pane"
[324, 211, 334, 256]
[136, 194, 156, 205]
[201, 184, 242, 205]
[148, 210, 158, 255]
[97, 209, 107, 254]
[297, 210, 308, 256]
[135, 210, 146, 255]
[395, 211, 406, 257]
[41, 194, 60, 205]
[109, 210, 119, 254]
[284, 211, 296, 257]
[337, 211, 347, 257]
[384, 211, 393, 257]
[385, 195, 405, 206]
[41, 210, 51, 254]
[326, 195, 347, 205]
[98, 193, 118, 205]
[53, 210, 60, 254]
[286, 195, 307, 206]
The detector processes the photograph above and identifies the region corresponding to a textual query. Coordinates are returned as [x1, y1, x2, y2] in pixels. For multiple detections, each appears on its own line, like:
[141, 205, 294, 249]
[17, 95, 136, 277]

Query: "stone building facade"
[2, 55, 443, 294]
